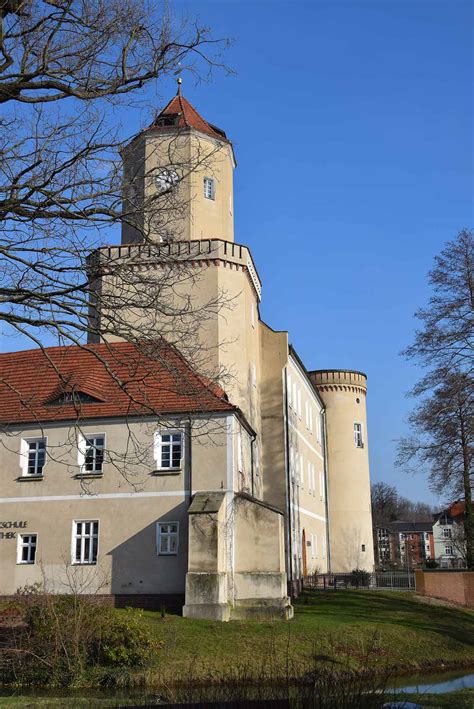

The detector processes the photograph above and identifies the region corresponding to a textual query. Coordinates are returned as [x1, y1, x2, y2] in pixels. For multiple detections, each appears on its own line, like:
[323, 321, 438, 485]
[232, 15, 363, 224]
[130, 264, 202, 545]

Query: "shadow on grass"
[293, 591, 474, 646]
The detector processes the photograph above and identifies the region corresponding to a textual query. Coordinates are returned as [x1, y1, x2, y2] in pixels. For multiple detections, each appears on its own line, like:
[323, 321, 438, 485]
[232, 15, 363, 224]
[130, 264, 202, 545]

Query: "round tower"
[309, 370, 375, 573]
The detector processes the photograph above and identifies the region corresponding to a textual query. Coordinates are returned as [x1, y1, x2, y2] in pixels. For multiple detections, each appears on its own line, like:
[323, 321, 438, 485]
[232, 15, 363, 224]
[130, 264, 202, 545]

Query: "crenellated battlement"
[309, 369, 367, 395]
[92, 238, 262, 302]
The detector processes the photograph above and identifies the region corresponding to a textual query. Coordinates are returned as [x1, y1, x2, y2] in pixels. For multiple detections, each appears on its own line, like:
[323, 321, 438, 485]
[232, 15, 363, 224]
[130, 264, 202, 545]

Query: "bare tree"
[371, 482, 433, 526]
[1, 0, 231, 341]
[398, 230, 473, 569]
[404, 229, 473, 374]
[371, 482, 398, 526]
[0, 3, 237, 463]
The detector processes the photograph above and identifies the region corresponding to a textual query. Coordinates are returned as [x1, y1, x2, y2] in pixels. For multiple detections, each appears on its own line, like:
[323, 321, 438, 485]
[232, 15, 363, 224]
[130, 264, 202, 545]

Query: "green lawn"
[137, 590, 474, 681]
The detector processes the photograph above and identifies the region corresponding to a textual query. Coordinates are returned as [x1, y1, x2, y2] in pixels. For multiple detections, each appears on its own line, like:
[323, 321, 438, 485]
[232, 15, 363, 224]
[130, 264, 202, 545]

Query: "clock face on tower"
[154, 168, 179, 193]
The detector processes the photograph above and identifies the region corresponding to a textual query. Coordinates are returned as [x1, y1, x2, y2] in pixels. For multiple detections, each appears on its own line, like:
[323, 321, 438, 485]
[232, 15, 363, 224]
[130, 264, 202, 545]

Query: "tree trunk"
[460, 409, 473, 569]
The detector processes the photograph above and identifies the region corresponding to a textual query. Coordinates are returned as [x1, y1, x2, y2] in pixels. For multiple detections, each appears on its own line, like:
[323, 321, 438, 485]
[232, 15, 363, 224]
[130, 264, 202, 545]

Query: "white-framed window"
[316, 414, 322, 444]
[319, 470, 325, 502]
[312, 533, 318, 558]
[442, 527, 452, 539]
[203, 176, 215, 200]
[444, 545, 453, 556]
[21, 438, 46, 476]
[157, 522, 179, 555]
[84, 435, 105, 473]
[293, 382, 297, 412]
[154, 431, 183, 470]
[295, 452, 300, 487]
[307, 461, 312, 494]
[78, 433, 105, 474]
[17, 533, 37, 564]
[309, 406, 313, 434]
[322, 536, 326, 559]
[299, 453, 304, 488]
[354, 423, 364, 448]
[297, 388, 302, 417]
[72, 520, 99, 565]
[287, 374, 292, 408]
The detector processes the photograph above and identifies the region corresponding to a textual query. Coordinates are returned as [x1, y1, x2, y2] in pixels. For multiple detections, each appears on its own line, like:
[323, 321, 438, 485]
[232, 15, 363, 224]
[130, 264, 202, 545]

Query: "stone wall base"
[231, 597, 294, 620]
[182, 603, 231, 621]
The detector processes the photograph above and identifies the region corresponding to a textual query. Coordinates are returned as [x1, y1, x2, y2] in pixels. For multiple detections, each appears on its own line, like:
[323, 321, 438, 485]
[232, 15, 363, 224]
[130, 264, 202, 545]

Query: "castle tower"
[309, 370, 375, 573]
[92, 85, 262, 447]
[121, 80, 235, 245]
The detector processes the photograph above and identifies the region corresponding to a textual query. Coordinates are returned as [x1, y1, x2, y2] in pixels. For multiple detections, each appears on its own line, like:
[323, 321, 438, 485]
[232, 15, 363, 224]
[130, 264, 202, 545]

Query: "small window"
[442, 527, 452, 539]
[24, 439, 46, 476]
[155, 113, 179, 127]
[73, 521, 99, 564]
[354, 423, 364, 448]
[154, 432, 183, 470]
[157, 522, 179, 555]
[361, 544, 366, 552]
[444, 545, 453, 556]
[17, 534, 37, 564]
[203, 177, 215, 200]
[84, 436, 105, 473]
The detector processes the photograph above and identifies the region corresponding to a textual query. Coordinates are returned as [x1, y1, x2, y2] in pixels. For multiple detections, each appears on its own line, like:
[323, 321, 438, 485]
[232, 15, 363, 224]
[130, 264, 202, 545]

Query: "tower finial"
[177, 77, 182, 96]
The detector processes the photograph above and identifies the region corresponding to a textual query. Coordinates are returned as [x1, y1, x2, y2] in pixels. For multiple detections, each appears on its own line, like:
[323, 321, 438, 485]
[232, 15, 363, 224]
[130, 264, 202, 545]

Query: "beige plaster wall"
[0, 413, 233, 596]
[121, 130, 234, 245]
[310, 371, 375, 573]
[286, 355, 328, 576]
[259, 323, 288, 513]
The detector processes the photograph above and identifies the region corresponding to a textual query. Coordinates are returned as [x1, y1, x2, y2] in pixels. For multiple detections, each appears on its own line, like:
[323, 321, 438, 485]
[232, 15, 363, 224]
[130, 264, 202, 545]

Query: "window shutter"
[77, 432, 86, 470]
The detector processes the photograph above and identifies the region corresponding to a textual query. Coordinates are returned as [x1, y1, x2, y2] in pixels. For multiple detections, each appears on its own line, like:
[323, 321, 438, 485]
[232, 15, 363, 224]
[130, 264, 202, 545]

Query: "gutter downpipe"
[283, 367, 294, 593]
[322, 408, 332, 574]
[250, 430, 257, 498]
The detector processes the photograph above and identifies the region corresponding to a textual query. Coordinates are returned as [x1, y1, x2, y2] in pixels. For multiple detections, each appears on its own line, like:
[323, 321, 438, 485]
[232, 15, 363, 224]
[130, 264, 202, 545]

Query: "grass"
[136, 590, 474, 680]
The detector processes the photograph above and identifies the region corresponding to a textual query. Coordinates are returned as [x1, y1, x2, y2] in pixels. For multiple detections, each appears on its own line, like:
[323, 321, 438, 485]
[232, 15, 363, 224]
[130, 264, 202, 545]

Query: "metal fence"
[303, 570, 415, 591]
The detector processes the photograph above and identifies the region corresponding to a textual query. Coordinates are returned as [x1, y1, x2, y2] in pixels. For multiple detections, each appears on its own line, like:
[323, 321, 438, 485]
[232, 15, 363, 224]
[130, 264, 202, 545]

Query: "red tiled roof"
[148, 93, 229, 142]
[0, 341, 234, 425]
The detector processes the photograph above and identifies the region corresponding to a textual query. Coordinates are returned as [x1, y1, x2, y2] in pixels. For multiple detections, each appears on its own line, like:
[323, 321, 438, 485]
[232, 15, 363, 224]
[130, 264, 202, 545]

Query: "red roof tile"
[148, 93, 229, 142]
[0, 341, 234, 425]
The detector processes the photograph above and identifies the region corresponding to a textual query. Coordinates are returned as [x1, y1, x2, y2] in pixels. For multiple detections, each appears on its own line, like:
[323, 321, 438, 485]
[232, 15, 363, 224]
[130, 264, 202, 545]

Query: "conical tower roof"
[149, 82, 229, 142]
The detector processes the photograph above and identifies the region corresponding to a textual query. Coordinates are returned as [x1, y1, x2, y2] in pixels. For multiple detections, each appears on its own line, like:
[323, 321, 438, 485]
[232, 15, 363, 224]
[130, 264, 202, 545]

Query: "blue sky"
[3, 1, 472, 506]
[164, 0, 472, 506]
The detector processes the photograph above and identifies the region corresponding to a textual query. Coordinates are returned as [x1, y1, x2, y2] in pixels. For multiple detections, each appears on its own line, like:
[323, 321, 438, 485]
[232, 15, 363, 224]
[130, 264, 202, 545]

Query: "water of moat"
[0, 669, 473, 706]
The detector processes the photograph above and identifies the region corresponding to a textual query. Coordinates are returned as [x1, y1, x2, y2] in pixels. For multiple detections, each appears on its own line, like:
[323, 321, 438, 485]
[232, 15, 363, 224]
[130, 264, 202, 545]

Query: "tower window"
[203, 177, 215, 200]
[354, 423, 364, 448]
